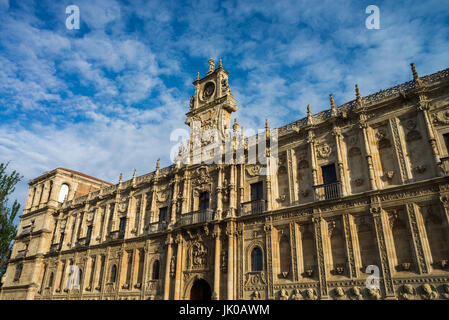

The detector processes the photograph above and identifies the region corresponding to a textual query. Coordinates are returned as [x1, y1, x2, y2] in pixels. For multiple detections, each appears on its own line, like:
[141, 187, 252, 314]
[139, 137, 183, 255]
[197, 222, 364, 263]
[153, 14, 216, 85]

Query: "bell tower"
[185, 59, 237, 140]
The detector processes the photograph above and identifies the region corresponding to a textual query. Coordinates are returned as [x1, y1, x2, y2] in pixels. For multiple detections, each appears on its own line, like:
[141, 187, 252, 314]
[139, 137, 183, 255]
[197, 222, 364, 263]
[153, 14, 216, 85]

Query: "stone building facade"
[2, 61, 449, 300]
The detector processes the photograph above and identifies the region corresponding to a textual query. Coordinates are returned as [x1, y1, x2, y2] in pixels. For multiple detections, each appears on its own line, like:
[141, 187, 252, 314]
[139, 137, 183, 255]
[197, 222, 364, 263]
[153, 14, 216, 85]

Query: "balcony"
[147, 221, 168, 233]
[313, 181, 342, 201]
[240, 200, 266, 216]
[178, 209, 214, 226]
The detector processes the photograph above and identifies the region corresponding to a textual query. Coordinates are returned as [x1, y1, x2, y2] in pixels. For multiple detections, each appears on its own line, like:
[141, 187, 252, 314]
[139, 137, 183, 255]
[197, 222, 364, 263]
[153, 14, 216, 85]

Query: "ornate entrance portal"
[189, 279, 212, 300]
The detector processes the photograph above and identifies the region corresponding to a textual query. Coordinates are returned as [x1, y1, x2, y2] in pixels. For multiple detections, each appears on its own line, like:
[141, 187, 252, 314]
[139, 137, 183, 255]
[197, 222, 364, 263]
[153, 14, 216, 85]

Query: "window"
[321, 164, 337, 184]
[110, 265, 117, 283]
[199, 192, 210, 210]
[251, 247, 263, 271]
[58, 184, 69, 202]
[152, 260, 160, 280]
[159, 207, 168, 223]
[444, 133, 449, 153]
[14, 263, 23, 281]
[250, 182, 263, 201]
[86, 226, 93, 245]
[119, 218, 126, 238]
[48, 272, 54, 288]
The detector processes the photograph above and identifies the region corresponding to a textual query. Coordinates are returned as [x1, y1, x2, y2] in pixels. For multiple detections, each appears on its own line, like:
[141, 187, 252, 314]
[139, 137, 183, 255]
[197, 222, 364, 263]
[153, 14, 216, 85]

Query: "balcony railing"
[313, 182, 342, 201]
[178, 209, 214, 226]
[147, 221, 168, 233]
[240, 200, 266, 216]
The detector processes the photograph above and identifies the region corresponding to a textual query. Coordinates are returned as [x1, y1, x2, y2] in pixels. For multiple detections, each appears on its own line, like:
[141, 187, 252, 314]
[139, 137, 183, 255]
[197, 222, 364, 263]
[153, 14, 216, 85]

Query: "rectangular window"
[443, 133, 449, 153]
[321, 164, 337, 184]
[159, 207, 168, 223]
[86, 226, 93, 245]
[119, 217, 126, 238]
[199, 192, 210, 210]
[251, 182, 264, 201]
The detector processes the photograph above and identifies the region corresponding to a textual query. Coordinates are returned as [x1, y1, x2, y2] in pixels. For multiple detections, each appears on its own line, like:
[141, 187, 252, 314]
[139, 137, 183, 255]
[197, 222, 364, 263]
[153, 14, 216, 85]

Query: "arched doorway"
[189, 279, 212, 300]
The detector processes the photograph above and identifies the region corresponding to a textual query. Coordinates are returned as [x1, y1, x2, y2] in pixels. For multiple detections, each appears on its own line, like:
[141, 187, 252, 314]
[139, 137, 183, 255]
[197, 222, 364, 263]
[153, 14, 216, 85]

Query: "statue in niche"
[399, 284, 416, 300]
[221, 249, 227, 270]
[188, 241, 208, 269]
[170, 256, 176, 277]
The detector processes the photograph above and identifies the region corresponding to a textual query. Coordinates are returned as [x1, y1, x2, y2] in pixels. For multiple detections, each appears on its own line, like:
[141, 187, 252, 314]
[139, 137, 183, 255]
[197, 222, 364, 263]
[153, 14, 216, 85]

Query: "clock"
[202, 82, 215, 100]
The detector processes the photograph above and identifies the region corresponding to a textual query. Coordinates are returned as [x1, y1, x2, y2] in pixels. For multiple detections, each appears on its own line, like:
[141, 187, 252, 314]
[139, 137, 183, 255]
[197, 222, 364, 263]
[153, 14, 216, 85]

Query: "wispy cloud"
[1, 0, 449, 222]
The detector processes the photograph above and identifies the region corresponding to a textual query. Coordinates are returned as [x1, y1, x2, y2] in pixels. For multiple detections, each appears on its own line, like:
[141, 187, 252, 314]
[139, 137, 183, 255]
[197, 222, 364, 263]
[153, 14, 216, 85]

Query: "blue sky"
[1, 0, 449, 225]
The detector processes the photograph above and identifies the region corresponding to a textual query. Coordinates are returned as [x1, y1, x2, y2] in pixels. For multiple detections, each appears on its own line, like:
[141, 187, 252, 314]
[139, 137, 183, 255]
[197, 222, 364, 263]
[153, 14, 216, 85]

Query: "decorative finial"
[133, 168, 137, 179]
[219, 58, 223, 68]
[329, 93, 335, 108]
[156, 158, 160, 171]
[355, 84, 363, 106]
[330, 94, 337, 116]
[119, 173, 123, 184]
[196, 72, 200, 80]
[410, 63, 418, 80]
[265, 118, 269, 130]
[306, 104, 314, 125]
[207, 58, 215, 74]
[233, 118, 240, 131]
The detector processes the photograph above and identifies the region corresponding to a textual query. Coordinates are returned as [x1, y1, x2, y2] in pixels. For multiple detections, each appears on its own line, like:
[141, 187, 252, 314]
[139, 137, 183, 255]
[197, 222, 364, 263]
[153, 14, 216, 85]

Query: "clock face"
[202, 82, 215, 100]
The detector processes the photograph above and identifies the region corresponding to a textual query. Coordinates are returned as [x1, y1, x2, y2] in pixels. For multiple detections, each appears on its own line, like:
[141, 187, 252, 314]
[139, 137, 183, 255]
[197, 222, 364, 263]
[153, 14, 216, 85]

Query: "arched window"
[251, 247, 263, 271]
[152, 260, 160, 280]
[199, 192, 210, 210]
[110, 265, 117, 283]
[58, 184, 69, 202]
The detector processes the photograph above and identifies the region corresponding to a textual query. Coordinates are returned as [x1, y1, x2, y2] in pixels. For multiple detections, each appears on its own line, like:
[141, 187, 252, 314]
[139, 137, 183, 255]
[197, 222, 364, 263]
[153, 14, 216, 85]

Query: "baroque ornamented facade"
[2, 61, 449, 300]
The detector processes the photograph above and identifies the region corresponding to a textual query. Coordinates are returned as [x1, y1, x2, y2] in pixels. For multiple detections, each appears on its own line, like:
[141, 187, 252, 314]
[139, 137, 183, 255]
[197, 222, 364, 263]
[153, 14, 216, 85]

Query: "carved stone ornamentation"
[316, 143, 332, 159]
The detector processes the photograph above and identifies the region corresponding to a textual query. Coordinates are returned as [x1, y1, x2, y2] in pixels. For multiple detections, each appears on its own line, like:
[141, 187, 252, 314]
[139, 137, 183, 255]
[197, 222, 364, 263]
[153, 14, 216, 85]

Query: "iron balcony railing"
[240, 199, 266, 216]
[178, 209, 214, 226]
[313, 181, 342, 201]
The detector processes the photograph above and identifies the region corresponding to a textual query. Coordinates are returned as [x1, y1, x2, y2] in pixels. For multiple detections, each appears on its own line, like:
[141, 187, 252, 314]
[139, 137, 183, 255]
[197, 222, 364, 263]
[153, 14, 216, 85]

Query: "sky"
[1, 0, 449, 226]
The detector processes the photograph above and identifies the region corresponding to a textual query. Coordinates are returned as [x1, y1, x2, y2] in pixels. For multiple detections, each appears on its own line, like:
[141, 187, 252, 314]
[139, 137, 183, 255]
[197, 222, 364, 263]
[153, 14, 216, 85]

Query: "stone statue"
[442, 284, 449, 299]
[291, 289, 302, 300]
[421, 284, 437, 300]
[399, 284, 415, 300]
[207, 59, 215, 74]
[304, 288, 317, 300]
[279, 289, 289, 300]
[351, 287, 363, 300]
[251, 290, 261, 300]
[334, 287, 345, 299]
[367, 287, 381, 300]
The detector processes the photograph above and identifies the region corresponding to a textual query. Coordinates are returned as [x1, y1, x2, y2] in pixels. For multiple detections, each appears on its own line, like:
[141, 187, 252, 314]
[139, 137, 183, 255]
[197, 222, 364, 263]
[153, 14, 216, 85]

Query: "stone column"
[170, 175, 179, 225]
[313, 214, 328, 299]
[332, 127, 348, 196]
[370, 205, 395, 298]
[229, 163, 236, 216]
[174, 234, 183, 299]
[140, 244, 149, 300]
[139, 193, 147, 235]
[389, 117, 412, 183]
[289, 222, 299, 281]
[216, 166, 223, 219]
[307, 130, 319, 200]
[286, 149, 297, 205]
[404, 203, 432, 274]
[213, 225, 222, 299]
[360, 119, 379, 190]
[264, 220, 274, 299]
[163, 235, 174, 300]
[342, 213, 358, 278]
[226, 222, 235, 299]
